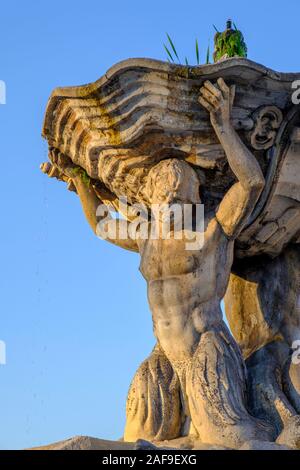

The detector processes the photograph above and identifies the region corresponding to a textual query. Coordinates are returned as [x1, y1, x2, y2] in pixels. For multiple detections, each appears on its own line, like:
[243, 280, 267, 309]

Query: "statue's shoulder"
[205, 212, 231, 246]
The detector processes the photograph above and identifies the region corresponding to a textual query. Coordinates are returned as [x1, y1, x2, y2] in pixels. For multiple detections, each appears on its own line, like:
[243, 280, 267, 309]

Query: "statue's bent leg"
[225, 245, 300, 437]
[186, 324, 273, 448]
[124, 345, 182, 442]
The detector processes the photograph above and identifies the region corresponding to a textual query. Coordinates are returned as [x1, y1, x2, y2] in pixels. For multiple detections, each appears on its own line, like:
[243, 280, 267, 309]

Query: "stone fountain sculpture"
[40, 42, 300, 449]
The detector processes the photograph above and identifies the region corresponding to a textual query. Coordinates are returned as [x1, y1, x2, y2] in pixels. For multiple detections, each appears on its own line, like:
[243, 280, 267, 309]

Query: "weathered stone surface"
[239, 440, 291, 450]
[224, 244, 300, 437]
[41, 57, 300, 450]
[225, 245, 300, 359]
[30, 435, 294, 451]
[30, 436, 135, 451]
[236, 132, 300, 257]
[42, 57, 300, 258]
[276, 416, 300, 449]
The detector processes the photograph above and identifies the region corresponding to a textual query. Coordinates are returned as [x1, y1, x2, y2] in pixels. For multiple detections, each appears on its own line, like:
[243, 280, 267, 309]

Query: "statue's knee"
[124, 348, 181, 442]
[127, 359, 151, 400]
[126, 348, 168, 406]
[124, 360, 153, 441]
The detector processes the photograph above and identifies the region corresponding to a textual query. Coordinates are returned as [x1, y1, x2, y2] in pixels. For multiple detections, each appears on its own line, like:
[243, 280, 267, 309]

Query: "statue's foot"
[276, 415, 300, 449]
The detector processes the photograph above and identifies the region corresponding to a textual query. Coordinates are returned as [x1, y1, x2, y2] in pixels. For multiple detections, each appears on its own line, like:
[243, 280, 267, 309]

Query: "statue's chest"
[139, 237, 208, 280]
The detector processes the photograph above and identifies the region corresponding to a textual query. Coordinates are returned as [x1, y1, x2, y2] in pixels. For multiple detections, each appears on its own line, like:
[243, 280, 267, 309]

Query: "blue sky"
[0, 0, 299, 450]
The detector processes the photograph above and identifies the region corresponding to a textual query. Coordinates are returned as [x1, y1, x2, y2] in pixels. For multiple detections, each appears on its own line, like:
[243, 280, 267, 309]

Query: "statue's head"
[145, 158, 201, 205]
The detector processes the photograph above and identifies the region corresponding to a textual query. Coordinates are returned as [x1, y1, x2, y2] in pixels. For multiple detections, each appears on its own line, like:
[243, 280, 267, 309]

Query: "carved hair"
[141, 158, 200, 204]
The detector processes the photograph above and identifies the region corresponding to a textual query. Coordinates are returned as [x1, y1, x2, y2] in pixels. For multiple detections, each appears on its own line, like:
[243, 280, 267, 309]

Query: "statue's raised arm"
[199, 78, 265, 238]
[41, 152, 139, 253]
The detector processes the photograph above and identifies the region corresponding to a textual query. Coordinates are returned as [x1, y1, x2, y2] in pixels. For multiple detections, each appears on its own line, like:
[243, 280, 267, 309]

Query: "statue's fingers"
[217, 77, 230, 98]
[40, 162, 65, 181]
[40, 162, 58, 178]
[203, 80, 222, 99]
[48, 165, 61, 178]
[199, 96, 215, 113]
[40, 162, 52, 175]
[200, 88, 220, 109]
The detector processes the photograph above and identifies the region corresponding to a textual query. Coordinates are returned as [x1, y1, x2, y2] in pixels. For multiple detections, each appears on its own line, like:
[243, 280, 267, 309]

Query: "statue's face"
[171, 175, 201, 206]
[149, 159, 201, 206]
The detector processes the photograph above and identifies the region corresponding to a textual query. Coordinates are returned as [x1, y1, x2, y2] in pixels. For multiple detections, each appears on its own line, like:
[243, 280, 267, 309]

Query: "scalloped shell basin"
[42, 57, 300, 257]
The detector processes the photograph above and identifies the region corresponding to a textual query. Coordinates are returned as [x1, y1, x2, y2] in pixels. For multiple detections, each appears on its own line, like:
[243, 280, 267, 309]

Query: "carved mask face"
[250, 106, 283, 150]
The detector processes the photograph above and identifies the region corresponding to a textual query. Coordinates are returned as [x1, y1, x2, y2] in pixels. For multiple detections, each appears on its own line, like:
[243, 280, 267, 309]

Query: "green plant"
[164, 33, 180, 62]
[72, 167, 91, 187]
[195, 39, 200, 65]
[162, 20, 247, 66]
[164, 33, 206, 66]
[206, 44, 210, 64]
[213, 20, 247, 62]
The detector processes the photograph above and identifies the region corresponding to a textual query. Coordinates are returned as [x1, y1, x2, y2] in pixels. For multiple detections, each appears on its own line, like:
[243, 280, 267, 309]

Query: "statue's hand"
[40, 161, 77, 192]
[199, 78, 235, 132]
[40, 149, 92, 192]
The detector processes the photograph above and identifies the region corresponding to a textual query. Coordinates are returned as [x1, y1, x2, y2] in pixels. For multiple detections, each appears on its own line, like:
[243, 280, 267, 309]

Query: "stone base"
[29, 435, 292, 451]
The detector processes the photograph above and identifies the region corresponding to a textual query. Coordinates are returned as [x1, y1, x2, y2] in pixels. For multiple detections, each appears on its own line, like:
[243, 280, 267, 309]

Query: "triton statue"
[41, 52, 300, 449]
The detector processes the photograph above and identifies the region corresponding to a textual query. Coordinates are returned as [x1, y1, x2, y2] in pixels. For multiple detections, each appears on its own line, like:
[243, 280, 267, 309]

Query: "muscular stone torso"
[138, 216, 234, 362]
